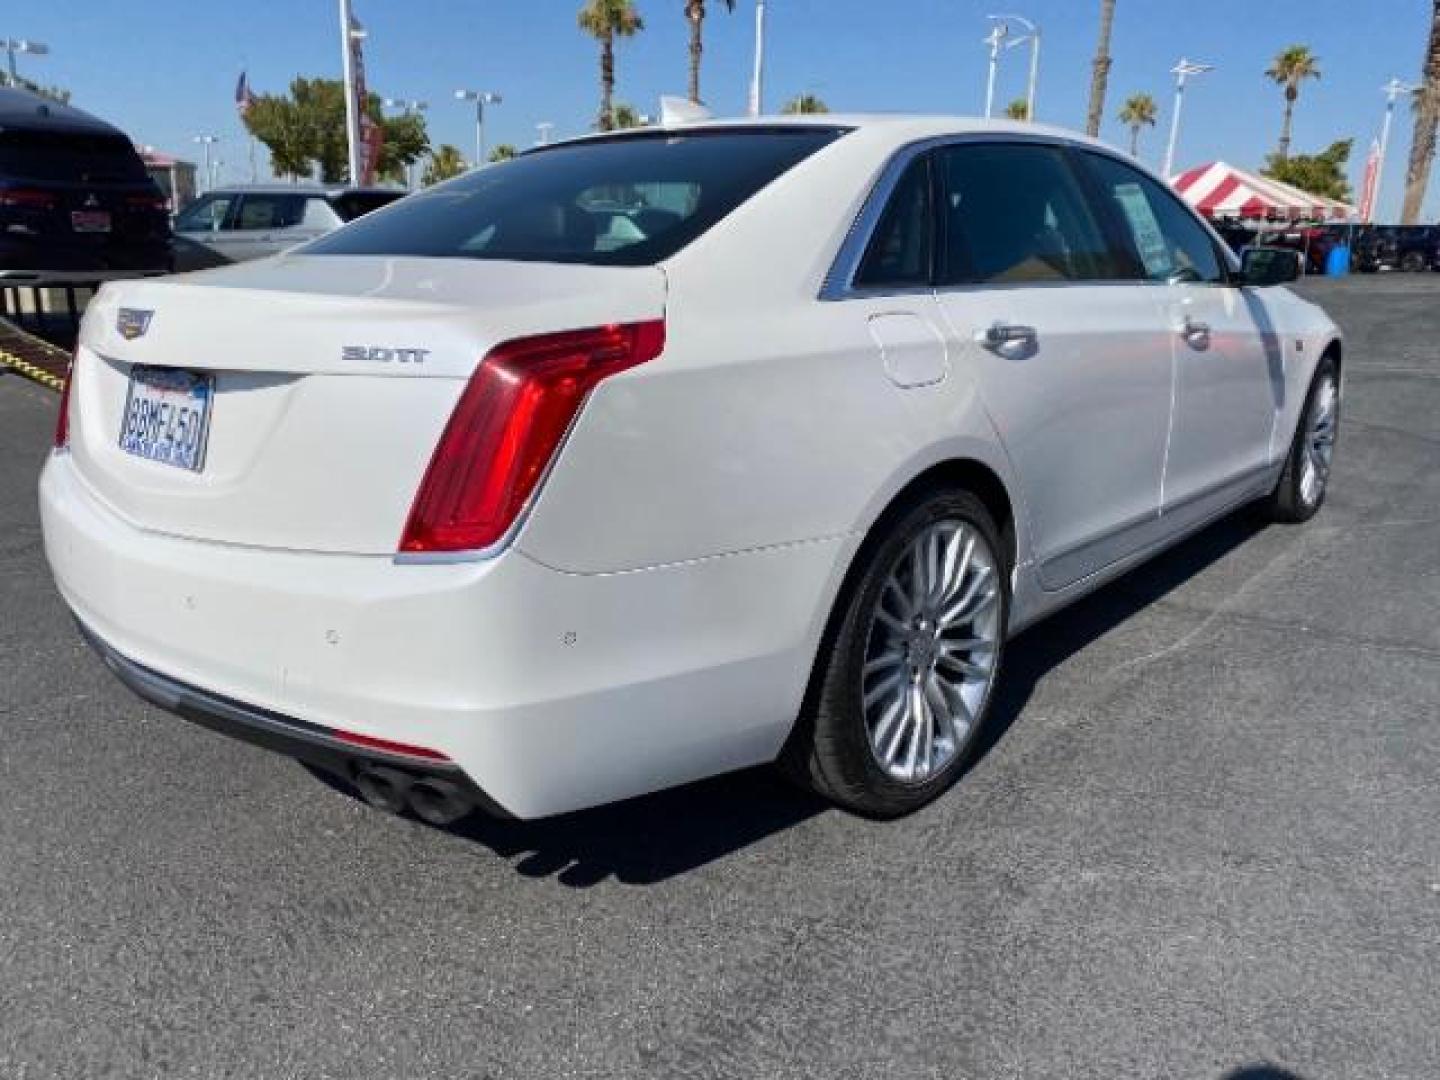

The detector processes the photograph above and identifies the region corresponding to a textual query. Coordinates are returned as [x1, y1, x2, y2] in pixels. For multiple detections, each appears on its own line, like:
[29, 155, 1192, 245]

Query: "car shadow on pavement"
[357, 510, 1268, 888]
[1221, 1067, 1307, 1080]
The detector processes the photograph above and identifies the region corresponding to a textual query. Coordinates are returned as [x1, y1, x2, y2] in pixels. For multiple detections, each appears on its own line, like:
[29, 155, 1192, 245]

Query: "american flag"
[235, 71, 256, 117]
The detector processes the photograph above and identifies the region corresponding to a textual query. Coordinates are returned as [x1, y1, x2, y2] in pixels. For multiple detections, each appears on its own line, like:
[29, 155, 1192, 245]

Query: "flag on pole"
[235, 71, 256, 117]
[348, 14, 384, 184]
[1358, 139, 1380, 224]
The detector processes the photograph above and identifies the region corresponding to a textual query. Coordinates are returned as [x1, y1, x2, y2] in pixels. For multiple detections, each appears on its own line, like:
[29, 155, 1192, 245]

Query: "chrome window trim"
[819, 131, 1228, 302]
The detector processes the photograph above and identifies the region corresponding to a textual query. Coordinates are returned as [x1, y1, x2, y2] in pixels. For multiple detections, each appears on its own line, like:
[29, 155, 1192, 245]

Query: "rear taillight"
[399, 320, 666, 554]
[53, 358, 76, 449]
[0, 188, 58, 211]
[125, 193, 170, 213]
[334, 729, 451, 762]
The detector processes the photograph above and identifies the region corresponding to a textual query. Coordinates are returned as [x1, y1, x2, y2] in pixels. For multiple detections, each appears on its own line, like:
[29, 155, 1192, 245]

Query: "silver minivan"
[171, 185, 404, 271]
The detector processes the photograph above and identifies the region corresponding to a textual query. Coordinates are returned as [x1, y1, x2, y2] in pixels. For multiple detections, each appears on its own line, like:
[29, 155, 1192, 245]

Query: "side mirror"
[1240, 246, 1303, 287]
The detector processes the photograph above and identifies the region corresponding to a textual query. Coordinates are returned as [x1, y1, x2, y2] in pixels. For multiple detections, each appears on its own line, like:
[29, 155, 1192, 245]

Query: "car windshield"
[329, 190, 405, 221]
[0, 127, 148, 183]
[304, 127, 848, 266]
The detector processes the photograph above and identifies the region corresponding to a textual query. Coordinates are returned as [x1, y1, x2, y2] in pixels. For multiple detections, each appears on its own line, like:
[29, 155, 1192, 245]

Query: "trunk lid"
[69, 255, 666, 554]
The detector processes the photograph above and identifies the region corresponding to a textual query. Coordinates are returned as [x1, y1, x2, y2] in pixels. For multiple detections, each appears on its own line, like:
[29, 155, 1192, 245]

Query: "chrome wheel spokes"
[1300, 375, 1338, 507]
[861, 520, 1002, 784]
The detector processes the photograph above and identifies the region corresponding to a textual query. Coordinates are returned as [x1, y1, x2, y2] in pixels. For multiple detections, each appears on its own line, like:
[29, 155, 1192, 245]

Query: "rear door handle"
[977, 321, 1038, 352]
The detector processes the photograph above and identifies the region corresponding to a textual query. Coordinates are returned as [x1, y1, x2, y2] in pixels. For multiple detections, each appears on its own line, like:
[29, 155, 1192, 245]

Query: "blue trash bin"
[1326, 244, 1351, 277]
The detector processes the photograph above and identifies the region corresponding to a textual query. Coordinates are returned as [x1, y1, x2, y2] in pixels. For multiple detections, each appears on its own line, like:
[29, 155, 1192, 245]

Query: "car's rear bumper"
[40, 451, 847, 818]
[0, 237, 172, 280]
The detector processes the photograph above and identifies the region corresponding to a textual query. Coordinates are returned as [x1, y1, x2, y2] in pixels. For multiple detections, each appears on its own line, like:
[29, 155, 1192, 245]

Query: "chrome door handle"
[977, 321, 1038, 351]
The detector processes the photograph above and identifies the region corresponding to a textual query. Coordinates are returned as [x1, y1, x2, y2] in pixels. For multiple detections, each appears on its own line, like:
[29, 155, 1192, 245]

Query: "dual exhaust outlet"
[353, 765, 475, 826]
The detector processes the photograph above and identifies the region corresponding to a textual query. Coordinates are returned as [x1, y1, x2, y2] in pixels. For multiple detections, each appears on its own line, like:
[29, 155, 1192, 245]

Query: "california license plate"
[118, 366, 214, 472]
[70, 209, 111, 233]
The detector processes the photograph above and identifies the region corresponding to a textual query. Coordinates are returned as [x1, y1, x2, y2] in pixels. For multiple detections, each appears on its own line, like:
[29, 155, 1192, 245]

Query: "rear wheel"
[784, 490, 1008, 817]
[1262, 356, 1339, 523]
[1400, 250, 1428, 273]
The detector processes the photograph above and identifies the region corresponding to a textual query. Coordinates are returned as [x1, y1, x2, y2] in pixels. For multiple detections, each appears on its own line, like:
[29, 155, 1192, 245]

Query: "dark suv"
[1354, 225, 1440, 273]
[0, 87, 171, 283]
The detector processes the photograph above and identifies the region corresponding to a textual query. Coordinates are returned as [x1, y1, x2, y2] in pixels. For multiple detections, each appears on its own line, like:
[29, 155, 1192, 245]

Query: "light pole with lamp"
[192, 135, 219, 196]
[748, 0, 767, 117]
[1371, 78, 1415, 223]
[382, 97, 428, 189]
[1162, 58, 1213, 180]
[455, 89, 502, 167]
[988, 14, 1040, 120]
[1, 38, 48, 88]
[980, 19, 1010, 119]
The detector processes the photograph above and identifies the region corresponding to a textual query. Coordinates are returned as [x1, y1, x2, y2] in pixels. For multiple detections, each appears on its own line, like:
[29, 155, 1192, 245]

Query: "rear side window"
[233, 193, 306, 231]
[938, 143, 1126, 284]
[174, 193, 234, 232]
[1081, 152, 1225, 284]
[0, 127, 148, 183]
[329, 191, 404, 221]
[854, 156, 933, 288]
[305, 128, 847, 266]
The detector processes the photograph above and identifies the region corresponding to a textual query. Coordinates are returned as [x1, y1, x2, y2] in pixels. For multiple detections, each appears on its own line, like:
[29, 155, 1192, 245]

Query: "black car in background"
[1353, 225, 1440, 272]
[0, 87, 170, 282]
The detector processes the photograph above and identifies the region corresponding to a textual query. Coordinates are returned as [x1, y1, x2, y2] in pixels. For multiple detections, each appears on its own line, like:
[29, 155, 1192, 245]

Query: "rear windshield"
[305, 127, 848, 266]
[329, 190, 405, 221]
[0, 127, 148, 183]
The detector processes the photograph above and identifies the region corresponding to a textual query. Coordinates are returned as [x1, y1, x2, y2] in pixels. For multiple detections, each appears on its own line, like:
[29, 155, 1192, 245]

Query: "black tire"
[1261, 355, 1339, 524]
[781, 489, 1009, 818]
[1399, 251, 1428, 273]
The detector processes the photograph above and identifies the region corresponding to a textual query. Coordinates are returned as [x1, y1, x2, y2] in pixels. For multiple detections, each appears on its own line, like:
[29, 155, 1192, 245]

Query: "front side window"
[1082, 152, 1225, 284]
[174, 194, 233, 232]
[304, 128, 848, 266]
[854, 156, 933, 288]
[938, 143, 1126, 284]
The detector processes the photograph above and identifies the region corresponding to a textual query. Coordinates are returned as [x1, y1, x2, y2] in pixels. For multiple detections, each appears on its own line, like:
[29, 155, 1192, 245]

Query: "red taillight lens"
[0, 188, 59, 210]
[399, 320, 665, 554]
[54, 358, 76, 449]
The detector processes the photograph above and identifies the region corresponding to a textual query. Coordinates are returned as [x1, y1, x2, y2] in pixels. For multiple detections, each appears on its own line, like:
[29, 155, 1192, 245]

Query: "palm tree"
[782, 94, 829, 115]
[685, 0, 735, 104]
[1085, 0, 1116, 138]
[611, 102, 645, 128]
[1266, 45, 1321, 161]
[1005, 98, 1029, 121]
[578, 0, 645, 132]
[422, 144, 466, 186]
[1117, 92, 1158, 157]
[488, 144, 518, 163]
[1402, 1, 1440, 224]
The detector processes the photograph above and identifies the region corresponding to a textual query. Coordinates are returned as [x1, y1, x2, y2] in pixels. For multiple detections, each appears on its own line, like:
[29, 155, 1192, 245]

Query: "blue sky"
[20, 1, 1440, 220]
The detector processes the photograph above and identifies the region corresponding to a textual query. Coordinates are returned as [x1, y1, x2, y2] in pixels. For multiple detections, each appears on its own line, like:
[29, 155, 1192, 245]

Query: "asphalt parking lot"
[1, 274, 1437, 1079]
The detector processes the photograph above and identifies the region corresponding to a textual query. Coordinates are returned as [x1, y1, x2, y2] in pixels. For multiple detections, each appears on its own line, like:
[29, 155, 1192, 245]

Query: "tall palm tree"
[1117, 92, 1158, 157]
[1085, 0, 1116, 138]
[1266, 45, 1321, 161]
[781, 93, 829, 115]
[1402, 0, 1440, 224]
[685, 0, 735, 105]
[578, 0, 645, 132]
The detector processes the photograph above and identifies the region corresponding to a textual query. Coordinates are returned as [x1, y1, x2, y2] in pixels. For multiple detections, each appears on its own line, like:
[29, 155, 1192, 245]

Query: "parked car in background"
[0, 87, 170, 283]
[43, 118, 1342, 823]
[172, 185, 405, 271]
[1353, 225, 1440, 273]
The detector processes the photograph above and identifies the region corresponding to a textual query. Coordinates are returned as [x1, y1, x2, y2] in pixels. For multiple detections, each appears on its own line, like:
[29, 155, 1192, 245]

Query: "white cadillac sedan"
[40, 117, 1341, 823]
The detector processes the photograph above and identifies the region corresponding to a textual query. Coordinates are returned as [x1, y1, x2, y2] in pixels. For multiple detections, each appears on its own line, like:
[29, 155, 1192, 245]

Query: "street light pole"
[981, 20, 1007, 119]
[382, 98, 429, 189]
[192, 135, 219, 196]
[455, 90, 502, 167]
[1, 38, 49, 88]
[1162, 58, 1213, 180]
[338, 0, 364, 186]
[748, 0, 766, 117]
[1372, 78, 1415, 224]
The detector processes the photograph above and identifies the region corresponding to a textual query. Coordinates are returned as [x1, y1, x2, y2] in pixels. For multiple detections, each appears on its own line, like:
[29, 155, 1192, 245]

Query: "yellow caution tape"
[0, 317, 71, 393]
[0, 347, 67, 392]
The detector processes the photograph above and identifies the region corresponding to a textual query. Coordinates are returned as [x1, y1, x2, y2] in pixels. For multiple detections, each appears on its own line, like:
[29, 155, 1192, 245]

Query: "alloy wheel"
[1299, 373, 1338, 508]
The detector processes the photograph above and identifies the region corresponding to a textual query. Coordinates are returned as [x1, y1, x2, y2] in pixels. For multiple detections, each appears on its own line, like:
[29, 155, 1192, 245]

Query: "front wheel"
[783, 490, 1008, 817]
[1262, 356, 1339, 523]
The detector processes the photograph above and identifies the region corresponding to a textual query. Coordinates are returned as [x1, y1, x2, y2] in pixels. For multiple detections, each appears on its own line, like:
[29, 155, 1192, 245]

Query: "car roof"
[0, 86, 128, 138]
[203, 184, 405, 197]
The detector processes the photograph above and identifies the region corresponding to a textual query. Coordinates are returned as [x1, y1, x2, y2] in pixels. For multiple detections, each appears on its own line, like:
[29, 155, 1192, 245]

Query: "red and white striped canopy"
[1172, 161, 1354, 222]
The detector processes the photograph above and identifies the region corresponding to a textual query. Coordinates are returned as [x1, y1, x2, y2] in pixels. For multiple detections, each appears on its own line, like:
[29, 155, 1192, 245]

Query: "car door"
[929, 140, 1174, 590]
[218, 193, 309, 261]
[1078, 152, 1279, 523]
